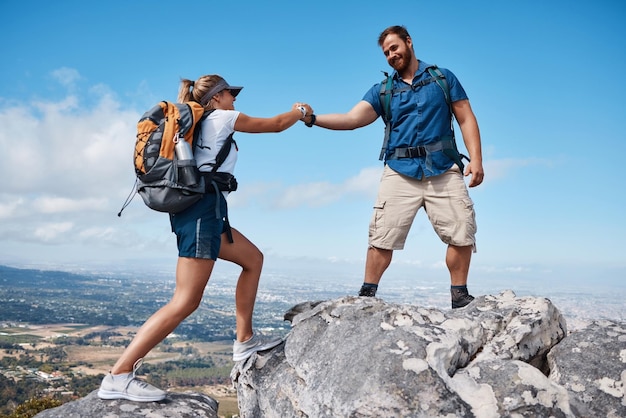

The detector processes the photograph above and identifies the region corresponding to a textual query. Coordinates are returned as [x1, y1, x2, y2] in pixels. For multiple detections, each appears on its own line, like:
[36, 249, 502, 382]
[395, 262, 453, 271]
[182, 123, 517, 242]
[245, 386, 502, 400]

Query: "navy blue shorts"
[169, 193, 228, 260]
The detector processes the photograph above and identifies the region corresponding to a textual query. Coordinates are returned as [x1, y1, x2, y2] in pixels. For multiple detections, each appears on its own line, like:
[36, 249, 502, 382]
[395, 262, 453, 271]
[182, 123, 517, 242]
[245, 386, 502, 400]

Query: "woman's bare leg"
[218, 227, 263, 343]
[110, 257, 215, 374]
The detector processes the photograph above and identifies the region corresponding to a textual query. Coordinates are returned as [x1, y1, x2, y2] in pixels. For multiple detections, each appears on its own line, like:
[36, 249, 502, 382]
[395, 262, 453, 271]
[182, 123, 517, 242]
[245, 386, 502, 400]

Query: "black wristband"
[305, 114, 316, 127]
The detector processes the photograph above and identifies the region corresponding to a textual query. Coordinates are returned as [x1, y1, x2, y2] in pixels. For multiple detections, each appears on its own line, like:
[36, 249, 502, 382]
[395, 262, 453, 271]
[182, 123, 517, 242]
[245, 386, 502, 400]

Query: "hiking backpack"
[118, 101, 209, 216]
[378, 65, 469, 171]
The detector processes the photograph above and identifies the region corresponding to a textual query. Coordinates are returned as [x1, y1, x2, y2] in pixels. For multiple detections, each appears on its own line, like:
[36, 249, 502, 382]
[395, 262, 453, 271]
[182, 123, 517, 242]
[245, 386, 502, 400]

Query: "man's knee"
[368, 245, 393, 257]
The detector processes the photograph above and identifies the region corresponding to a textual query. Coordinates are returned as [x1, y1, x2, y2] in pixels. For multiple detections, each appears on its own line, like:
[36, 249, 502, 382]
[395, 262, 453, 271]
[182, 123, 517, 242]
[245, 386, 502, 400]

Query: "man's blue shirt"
[363, 60, 468, 179]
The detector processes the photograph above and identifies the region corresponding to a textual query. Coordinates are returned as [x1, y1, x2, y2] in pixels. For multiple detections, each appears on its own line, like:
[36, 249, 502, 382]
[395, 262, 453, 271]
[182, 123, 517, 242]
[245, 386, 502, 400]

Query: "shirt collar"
[416, 60, 433, 77]
[390, 60, 433, 82]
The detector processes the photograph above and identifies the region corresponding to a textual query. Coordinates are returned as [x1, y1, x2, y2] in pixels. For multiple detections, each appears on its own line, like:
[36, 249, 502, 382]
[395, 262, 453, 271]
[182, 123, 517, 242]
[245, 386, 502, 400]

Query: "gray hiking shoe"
[97, 358, 166, 402]
[451, 288, 475, 309]
[233, 332, 283, 362]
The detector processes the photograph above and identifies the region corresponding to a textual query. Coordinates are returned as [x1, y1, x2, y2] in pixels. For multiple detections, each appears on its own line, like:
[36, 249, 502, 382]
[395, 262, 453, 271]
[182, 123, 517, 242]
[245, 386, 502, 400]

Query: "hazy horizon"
[1, 259, 622, 332]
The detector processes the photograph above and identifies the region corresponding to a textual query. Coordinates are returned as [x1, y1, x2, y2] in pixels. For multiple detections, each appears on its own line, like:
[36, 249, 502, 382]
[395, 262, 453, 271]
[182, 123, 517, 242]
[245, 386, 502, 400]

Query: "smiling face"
[381, 33, 414, 73]
[214, 89, 237, 110]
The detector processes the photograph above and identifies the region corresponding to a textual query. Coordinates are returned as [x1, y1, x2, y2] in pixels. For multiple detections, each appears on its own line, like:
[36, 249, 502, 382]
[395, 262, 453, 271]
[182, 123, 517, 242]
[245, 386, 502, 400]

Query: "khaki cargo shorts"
[368, 165, 477, 251]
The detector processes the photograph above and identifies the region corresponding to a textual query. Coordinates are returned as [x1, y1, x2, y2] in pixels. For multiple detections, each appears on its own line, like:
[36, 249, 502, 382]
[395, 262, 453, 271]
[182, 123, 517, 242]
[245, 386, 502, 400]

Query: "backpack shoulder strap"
[426, 66, 451, 112]
[211, 134, 235, 173]
[379, 72, 394, 160]
[427, 66, 470, 170]
[379, 72, 394, 122]
[192, 108, 235, 173]
[192, 108, 213, 148]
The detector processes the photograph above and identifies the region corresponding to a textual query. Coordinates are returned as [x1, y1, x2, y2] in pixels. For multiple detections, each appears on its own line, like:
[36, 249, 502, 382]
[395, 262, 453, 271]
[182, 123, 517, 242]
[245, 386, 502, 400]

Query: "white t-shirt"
[194, 109, 239, 175]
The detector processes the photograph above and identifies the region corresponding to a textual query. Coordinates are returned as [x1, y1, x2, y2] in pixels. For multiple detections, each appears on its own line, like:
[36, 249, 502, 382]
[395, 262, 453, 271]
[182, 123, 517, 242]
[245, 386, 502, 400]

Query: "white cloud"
[34, 222, 74, 242]
[251, 156, 557, 210]
[392, 259, 424, 267]
[0, 68, 143, 255]
[429, 260, 447, 270]
[33, 196, 109, 213]
[483, 157, 556, 182]
[50, 67, 81, 89]
[227, 181, 280, 208]
[0, 196, 25, 219]
[78, 226, 117, 241]
[33, 95, 79, 114]
[274, 181, 342, 208]
[342, 166, 383, 194]
[271, 166, 383, 209]
[0, 81, 138, 199]
[477, 265, 532, 274]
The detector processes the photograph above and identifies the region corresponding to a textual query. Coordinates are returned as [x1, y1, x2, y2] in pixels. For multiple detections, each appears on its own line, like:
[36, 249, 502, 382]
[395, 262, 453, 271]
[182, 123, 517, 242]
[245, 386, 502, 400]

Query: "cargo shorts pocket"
[369, 200, 387, 246]
[370, 200, 386, 229]
[432, 197, 476, 246]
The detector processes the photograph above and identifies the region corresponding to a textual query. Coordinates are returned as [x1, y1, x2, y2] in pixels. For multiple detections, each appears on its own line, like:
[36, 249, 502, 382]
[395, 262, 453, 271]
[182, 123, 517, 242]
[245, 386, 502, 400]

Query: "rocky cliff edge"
[37, 290, 625, 418]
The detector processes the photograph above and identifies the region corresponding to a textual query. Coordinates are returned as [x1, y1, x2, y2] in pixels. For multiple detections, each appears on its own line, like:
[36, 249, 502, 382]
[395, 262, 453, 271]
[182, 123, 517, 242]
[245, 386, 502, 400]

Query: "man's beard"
[390, 50, 412, 72]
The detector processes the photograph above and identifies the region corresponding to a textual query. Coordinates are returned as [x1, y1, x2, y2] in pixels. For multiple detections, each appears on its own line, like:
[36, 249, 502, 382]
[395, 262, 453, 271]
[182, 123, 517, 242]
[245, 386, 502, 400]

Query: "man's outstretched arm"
[307, 101, 378, 131]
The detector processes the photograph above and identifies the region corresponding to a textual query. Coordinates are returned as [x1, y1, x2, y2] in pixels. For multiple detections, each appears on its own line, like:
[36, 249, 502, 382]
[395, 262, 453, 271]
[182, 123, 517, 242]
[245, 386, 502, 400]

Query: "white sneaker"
[97, 358, 166, 402]
[233, 332, 283, 362]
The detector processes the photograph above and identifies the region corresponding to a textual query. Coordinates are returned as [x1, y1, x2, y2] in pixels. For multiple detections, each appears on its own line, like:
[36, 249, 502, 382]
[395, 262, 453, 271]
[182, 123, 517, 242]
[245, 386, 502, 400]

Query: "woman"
[98, 75, 313, 402]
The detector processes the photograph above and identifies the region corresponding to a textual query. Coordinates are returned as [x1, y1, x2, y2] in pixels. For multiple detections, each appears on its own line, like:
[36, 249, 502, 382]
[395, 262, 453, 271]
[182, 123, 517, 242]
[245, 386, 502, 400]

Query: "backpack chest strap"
[380, 77, 439, 105]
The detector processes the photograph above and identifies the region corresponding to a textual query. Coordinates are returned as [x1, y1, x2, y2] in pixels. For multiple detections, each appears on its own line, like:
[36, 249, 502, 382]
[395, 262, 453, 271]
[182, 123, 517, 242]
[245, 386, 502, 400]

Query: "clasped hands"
[293, 102, 314, 122]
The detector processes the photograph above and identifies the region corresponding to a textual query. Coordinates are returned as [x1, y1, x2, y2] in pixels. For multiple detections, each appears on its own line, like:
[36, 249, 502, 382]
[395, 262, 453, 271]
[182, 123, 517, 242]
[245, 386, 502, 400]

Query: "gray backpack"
[118, 102, 236, 216]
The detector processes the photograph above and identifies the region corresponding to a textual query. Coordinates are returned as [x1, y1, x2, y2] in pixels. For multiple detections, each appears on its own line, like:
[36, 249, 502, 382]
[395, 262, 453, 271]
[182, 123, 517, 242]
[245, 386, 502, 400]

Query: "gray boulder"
[232, 290, 623, 417]
[34, 390, 219, 418]
[548, 319, 626, 418]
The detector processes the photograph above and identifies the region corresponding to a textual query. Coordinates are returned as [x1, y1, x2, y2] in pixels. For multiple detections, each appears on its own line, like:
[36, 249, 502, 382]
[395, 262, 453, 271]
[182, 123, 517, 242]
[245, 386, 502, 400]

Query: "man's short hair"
[378, 25, 411, 47]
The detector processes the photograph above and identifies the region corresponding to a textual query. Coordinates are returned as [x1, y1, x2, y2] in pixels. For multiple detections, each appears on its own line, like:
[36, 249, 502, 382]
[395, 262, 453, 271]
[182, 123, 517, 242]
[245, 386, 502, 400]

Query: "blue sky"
[1, 1, 625, 294]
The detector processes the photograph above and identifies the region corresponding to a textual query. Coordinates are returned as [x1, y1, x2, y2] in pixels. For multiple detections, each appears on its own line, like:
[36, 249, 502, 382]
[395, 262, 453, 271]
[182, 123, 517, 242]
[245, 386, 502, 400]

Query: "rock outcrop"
[34, 390, 219, 418]
[548, 319, 626, 418]
[35, 290, 625, 418]
[232, 290, 625, 418]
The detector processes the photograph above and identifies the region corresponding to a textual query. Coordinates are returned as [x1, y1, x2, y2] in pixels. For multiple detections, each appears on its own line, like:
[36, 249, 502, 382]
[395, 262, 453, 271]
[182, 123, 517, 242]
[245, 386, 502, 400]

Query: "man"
[302, 25, 484, 308]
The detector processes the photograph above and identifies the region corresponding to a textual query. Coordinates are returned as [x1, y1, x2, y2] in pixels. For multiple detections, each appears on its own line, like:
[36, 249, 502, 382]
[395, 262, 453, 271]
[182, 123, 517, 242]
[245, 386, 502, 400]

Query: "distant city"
[0, 261, 623, 333]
